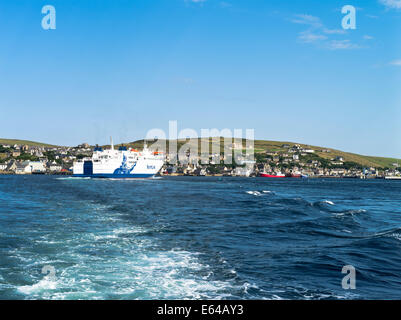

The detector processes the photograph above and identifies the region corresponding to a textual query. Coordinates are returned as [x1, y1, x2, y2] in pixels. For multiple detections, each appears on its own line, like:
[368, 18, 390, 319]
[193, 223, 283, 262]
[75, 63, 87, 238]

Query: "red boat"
[259, 173, 286, 178]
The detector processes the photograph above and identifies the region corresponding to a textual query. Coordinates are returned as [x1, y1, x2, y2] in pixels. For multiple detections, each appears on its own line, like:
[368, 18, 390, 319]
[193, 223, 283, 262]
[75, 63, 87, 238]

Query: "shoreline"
[0, 171, 394, 179]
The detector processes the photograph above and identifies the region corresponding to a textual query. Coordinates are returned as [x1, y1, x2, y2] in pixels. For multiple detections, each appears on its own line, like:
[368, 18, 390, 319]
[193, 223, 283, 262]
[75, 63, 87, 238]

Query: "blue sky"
[0, 0, 400, 157]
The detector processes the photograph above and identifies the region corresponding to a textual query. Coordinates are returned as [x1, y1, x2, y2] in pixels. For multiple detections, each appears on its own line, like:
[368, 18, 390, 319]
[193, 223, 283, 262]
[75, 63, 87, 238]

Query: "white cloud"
[290, 14, 323, 28]
[390, 59, 401, 66]
[298, 31, 327, 43]
[185, 0, 207, 4]
[290, 13, 364, 50]
[379, 0, 401, 9]
[327, 40, 361, 50]
[363, 35, 374, 40]
[220, 1, 232, 8]
[323, 28, 347, 35]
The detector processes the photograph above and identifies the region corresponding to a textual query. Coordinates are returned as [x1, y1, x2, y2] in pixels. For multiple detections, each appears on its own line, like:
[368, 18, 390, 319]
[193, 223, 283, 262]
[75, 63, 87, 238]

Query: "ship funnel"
[110, 136, 114, 151]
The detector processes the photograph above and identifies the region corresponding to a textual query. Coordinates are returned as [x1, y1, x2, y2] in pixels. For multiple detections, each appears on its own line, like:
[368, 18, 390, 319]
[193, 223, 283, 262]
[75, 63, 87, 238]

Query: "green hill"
[0, 138, 58, 148]
[2, 137, 399, 169]
[251, 140, 400, 168]
[113, 138, 401, 169]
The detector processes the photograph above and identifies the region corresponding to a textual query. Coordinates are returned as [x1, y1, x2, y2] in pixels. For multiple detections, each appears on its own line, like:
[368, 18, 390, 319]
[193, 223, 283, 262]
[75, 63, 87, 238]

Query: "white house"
[16, 161, 46, 174]
[234, 167, 252, 177]
[29, 161, 46, 173]
[16, 162, 31, 174]
[49, 164, 62, 172]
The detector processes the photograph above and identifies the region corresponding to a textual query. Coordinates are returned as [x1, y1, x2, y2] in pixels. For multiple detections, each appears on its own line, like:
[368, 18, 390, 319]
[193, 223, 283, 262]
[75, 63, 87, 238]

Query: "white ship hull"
[73, 145, 164, 178]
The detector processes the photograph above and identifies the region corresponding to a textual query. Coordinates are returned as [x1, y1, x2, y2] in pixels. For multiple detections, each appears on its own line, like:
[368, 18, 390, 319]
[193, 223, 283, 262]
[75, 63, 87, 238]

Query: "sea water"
[0, 175, 401, 299]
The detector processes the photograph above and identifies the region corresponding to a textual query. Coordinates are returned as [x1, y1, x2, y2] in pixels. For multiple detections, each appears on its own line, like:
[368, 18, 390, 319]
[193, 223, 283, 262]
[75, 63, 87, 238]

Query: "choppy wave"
[333, 209, 367, 217]
[15, 249, 237, 300]
[246, 190, 274, 196]
[9, 200, 239, 299]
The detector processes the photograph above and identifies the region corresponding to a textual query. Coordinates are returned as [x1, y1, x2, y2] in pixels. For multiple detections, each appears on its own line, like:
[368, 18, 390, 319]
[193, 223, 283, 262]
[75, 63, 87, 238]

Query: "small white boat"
[384, 176, 401, 180]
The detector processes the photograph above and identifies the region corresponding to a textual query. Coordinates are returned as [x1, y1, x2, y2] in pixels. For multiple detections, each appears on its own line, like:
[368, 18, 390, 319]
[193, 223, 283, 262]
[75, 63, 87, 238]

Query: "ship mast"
[110, 136, 114, 151]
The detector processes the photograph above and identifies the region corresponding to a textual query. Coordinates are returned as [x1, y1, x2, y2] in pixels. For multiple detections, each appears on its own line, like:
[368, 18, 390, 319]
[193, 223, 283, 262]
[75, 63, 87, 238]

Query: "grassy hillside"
[2, 137, 398, 169]
[113, 138, 401, 169]
[0, 139, 58, 148]
[252, 140, 400, 168]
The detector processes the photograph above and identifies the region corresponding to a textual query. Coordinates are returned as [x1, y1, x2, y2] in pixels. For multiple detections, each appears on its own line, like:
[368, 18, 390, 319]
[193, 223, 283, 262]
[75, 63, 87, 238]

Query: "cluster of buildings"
[1, 141, 400, 179]
[0, 143, 92, 175]
[257, 144, 400, 178]
[161, 144, 400, 179]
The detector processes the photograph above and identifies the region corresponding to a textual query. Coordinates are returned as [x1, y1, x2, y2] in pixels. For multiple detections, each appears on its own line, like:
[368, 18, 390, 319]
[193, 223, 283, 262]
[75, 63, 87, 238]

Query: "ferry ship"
[73, 138, 164, 178]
